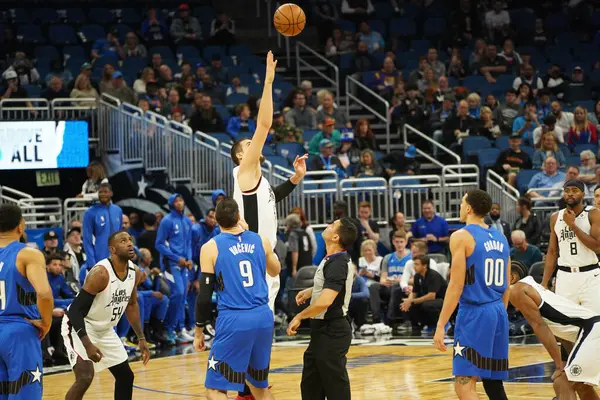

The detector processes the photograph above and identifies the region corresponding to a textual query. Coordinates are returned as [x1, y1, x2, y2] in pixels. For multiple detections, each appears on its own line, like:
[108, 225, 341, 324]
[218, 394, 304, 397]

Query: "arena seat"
[32, 8, 60, 24]
[516, 169, 538, 194]
[477, 148, 500, 170]
[529, 261, 545, 284]
[80, 24, 106, 43]
[49, 25, 78, 45]
[390, 18, 416, 38]
[87, 7, 115, 25]
[17, 24, 43, 44]
[65, 8, 87, 24]
[462, 136, 490, 159]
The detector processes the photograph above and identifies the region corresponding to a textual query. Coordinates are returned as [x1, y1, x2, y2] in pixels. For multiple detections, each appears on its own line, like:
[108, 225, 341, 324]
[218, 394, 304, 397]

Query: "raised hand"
[265, 51, 278, 84]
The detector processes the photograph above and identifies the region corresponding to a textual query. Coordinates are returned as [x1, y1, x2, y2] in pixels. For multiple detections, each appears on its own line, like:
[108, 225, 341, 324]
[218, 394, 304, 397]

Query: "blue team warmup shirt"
[411, 215, 449, 254]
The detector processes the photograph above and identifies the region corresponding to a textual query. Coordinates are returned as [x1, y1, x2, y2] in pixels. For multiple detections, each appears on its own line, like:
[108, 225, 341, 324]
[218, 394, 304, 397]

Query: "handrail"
[51, 98, 97, 109]
[266, 0, 273, 36]
[296, 42, 340, 96]
[403, 124, 461, 166]
[487, 169, 520, 199]
[194, 130, 219, 148]
[0, 185, 33, 199]
[345, 75, 390, 151]
[100, 92, 121, 106]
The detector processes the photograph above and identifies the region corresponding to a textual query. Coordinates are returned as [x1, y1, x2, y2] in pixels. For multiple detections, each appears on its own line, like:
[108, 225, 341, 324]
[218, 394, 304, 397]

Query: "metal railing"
[440, 165, 480, 221]
[296, 41, 340, 97]
[167, 120, 193, 182]
[119, 102, 145, 164]
[0, 186, 61, 228]
[51, 98, 98, 142]
[388, 175, 442, 223]
[63, 198, 92, 233]
[191, 132, 222, 195]
[403, 124, 461, 166]
[346, 75, 391, 151]
[302, 171, 339, 228]
[98, 93, 121, 153]
[340, 177, 389, 225]
[0, 98, 51, 120]
[486, 169, 520, 226]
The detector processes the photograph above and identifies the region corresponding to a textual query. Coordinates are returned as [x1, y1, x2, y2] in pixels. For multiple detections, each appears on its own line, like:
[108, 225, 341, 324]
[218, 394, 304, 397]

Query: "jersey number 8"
[239, 261, 254, 288]
[484, 258, 505, 287]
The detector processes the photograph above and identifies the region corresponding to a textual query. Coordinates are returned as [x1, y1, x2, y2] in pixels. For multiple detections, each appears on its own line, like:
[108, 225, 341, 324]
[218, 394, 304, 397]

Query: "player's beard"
[566, 198, 582, 208]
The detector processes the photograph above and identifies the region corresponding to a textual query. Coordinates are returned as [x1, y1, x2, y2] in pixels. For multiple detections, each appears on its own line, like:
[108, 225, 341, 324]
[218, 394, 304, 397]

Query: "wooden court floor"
[42, 344, 588, 399]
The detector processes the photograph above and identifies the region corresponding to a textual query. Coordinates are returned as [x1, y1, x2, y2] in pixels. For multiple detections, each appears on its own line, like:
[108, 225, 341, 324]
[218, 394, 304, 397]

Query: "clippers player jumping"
[434, 190, 511, 400]
[0, 204, 54, 400]
[62, 231, 150, 400]
[193, 198, 281, 400]
[542, 180, 600, 314]
[511, 272, 600, 400]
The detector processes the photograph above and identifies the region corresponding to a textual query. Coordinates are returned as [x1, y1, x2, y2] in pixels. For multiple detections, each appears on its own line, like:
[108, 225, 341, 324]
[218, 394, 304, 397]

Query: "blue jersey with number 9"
[460, 225, 510, 306]
[212, 230, 268, 311]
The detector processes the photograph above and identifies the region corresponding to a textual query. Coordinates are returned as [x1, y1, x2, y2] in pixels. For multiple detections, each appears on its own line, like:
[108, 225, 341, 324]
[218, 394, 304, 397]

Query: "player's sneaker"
[166, 331, 177, 346]
[177, 330, 195, 344]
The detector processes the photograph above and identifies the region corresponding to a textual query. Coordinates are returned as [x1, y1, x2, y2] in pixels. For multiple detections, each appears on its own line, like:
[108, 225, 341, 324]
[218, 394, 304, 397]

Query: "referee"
[287, 218, 358, 400]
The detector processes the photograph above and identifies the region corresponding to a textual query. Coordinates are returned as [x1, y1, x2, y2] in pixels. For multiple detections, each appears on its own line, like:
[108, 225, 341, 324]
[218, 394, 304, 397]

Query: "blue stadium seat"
[226, 65, 250, 80]
[88, 8, 115, 25]
[410, 39, 430, 55]
[590, 69, 600, 89]
[238, 73, 257, 85]
[80, 24, 105, 43]
[511, 9, 536, 33]
[214, 105, 230, 122]
[362, 71, 379, 87]
[49, 25, 77, 45]
[374, 1, 394, 20]
[555, 32, 577, 50]
[273, 81, 293, 101]
[226, 93, 249, 106]
[267, 155, 290, 168]
[276, 143, 305, 161]
[336, 19, 356, 32]
[122, 57, 147, 77]
[565, 155, 581, 166]
[93, 56, 119, 71]
[65, 8, 87, 24]
[574, 143, 598, 155]
[162, 59, 180, 74]
[177, 45, 200, 60]
[516, 169, 538, 194]
[495, 75, 515, 91]
[149, 46, 175, 60]
[23, 85, 42, 98]
[17, 25, 43, 44]
[520, 146, 535, 158]
[120, 8, 141, 24]
[114, 24, 134, 42]
[423, 18, 446, 38]
[63, 45, 85, 60]
[494, 135, 510, 151]
[35, 45, 60, 61]
[367, 19, 386, 37]
[228, 44, 253, 57]
[477, 148, 500, 169]
[10, 8, 29, 24]
[66, 57, 86, 77]
[574, 100, 595, 113]
[462, 76, 488, 92]
[545, 13, 570, 33]
[193, 6, 216, 24]
[303, 130, 320, 143]
[220, 56, 235, 67]
[203, 46, 226, 61]
[462, 136, 490, 159]
[32, 8, 59, 24]
[390, 18, 416, 37]
[210, 132, 233, 144]
[262, 146, 275, 156]
[558, 143, 570, 156]
[247, 83, 262, 96]
[238, 55, 263, 71]
[339, 53, 353, 71]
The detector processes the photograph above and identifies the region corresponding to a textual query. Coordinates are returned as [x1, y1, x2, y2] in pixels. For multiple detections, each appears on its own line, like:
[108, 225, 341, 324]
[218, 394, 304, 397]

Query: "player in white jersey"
[511, 272, 600, 400]
[543, 180, 600, 314]
[228, 51, 307, 400]
[62, 231, 150, 400]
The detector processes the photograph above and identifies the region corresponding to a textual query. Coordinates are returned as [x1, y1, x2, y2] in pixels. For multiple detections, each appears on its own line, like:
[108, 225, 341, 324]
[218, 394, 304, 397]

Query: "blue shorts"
[0, 321, 43, 400]
[205, 304, 274, 392]
[453, 301, 509, 380]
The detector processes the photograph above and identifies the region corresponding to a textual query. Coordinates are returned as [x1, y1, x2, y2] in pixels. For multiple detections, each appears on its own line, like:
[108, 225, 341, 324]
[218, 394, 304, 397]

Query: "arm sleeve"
[82, 210, 96, 267]
[195, 272, 215, 327]
[155, 220, 179, 263]
[66, 289, 96, 338]
[323, 258, 348, 292]
[273, 180, 297, 203]
[341, 0, 354, 13]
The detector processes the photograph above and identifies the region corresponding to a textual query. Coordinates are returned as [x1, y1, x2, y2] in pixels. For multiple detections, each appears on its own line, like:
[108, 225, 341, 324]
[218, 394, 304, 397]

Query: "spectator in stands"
[42, 230, 59, 257]
[400, 254, 447, 334]
[200, 74, 224, 105]
[354, 119, 378, 151]
[352, 41, 377, 74]
[284, 213, 314, 281]
[170, 4, 202, 45]
[517, 83, 535, 107]
[122, 214, 131, 233]
[171, 108, 184, 123]
[478, 43, 508, 84]
[513, 197, 542, 247]
[106, 71, 137, 104]
[333, 200, 363, 265]
[83, 183, 123, 267]
[578, 150, 597, 184]
[336, 133, 361, 172]
[528, 157, 566, 198]
[484, 94, 499, 112]
[536, 89, 552, 120]
[382, 145, 420, 176]
[67, 63, 94, 93]
[485, 0, 511, 44]
[129, 213, 143, 241]
[226, 103, 256, 140]
[225, 75, 249, 97]
[357, 202, 379, 243]
[408, 57, 429, 87]
[513, 101, 540, 143]
[451, 0, 481, 44]
[46, 252, 76, 349]
[392, 85, 424, 129]
[174, 60, 192, 82]
[137, 213, 160, 269]
[469, 38, 487, 71]
[143, 80, 164, 112]
[447, 50, 467, 80]
[286, 92, 317, 130]
[513, 63, 543, 92]
[417, 68, 437, 94]
[77, 161, 109, 200]
[133, 68, 154, 96]
[494, 132, 532, 187]
[543, 65, 568, 100]
[533, 132, 566, 169]
[162, 89, 184, 118]
[158, 65, 177, 92]
[191, 208, 217, 269]
[412, 200, 449, 254]
[98, 64, 115, 94]
[426, 47, 446, 79]
[309, 139, 345, 175]
[300, 80, 319, 109]
[434, 76, 452, 104]
[357, 21, 384, 54]
[210, 12, 236, 46]
[189, 93, 225, 133]
[533, 17, 548, 47]
[178, 75, 197, 106]
[325, 27, 356, 58]
[591, 101, 600, 128]
[313, 0, 339, 44]
[149, 53, 163, 78]
[91, 28, 124, 61]
[142, 8, 169, 45]
[273, 116, 303, 144]
[64, 227, 85, 283]
[1, 70, 33, 108]
[510, 230, 543, 269]
[369, 231, 411, 326]
[208, 55, 228, 85]
[355, 149, 384, 178]
[41, 76, 69, 101]
[290, 207, 317, 257]
[371, 57, 403, 100]
[389, 212, 412, 244]
[3, 52, 40, 86]
[442, 100, 474, 148]
[476, 106, 502, 139]
[45, 58, 73, 88]
[358, 239, 382, 283]
[124, 32, 147, 58]
[498, 38, 521, 75]
[551, 101, 574, 132]
[316, 91, 351, 130]
[567, 106, 597, 150]
[493, 88, 521, 133]
[466, 92, 481, 119]
[341, 0, 375, 24]
[567, 66, 592, 103]
[429, 94, 455, 154]
[400, 240, 444, 292]
[484, 203, 511, 239]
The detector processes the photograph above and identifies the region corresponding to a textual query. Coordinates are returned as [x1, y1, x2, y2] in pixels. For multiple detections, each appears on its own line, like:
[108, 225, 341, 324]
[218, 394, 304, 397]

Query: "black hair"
[207, 208, 216, 214]
[512, 260, 528, 281]
[465, 189, 493, 217]
[108, 230, 131, 246]
[0, 204, 23, 233]
[517, 197, 531, 210]
[505, 88, 518, 95]
[215, 197, 240, 228]
[567, 165, 580, 173]
[143, 213, 157, 226]
[525, 100, 537, 108]
[46, 253, 65, 265]
[99, 182, 112, 191]
[337, 217, 358, 249]
[230, 139, 249, 166]
[412, 254, 430, 268]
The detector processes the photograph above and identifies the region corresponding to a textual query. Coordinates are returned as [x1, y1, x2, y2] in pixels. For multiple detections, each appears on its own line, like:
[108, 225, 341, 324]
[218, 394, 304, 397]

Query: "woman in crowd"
[417, 67, 437, 94]
[476, 106, 502, 139]
[77, 161, 109, 200]
[358, 239, 382, 285]
[178, 74, 197, 104]
[354, 119, 379, 151]
[70, 74, 99, 107]
[517, 82, 534, 107]
[466, 92, 481, 119]
[134, 67, 155, 95]
[99, 64, 115, 93]
[355, 149, 384, 177]
[290, 207, 317, 258]
[388, 211, 412, 245]
[533, 132, 566, 169]
[485, 94, 499, 112]
[336, 135, 361, 175]
[567, 106, 598, 149]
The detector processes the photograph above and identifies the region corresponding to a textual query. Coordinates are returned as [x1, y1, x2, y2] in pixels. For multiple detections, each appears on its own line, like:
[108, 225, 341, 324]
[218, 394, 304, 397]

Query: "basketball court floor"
[42, 333, 588, 399]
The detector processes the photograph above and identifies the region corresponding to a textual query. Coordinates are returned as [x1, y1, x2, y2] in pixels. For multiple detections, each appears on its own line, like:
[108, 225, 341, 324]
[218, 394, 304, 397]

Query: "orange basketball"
[274, 3, 306, 37]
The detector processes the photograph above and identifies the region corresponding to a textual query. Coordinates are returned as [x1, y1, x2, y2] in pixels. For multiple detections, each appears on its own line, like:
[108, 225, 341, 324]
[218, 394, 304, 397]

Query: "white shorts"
[61, 316, 128, 372]
[267, 273, 280, 314]
[556, 269, 600, 314]
[565, 321, 600, 386]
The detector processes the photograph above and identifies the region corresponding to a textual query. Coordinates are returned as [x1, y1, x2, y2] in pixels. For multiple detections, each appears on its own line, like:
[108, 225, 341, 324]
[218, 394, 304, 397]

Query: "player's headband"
[563, 180, 585, 192]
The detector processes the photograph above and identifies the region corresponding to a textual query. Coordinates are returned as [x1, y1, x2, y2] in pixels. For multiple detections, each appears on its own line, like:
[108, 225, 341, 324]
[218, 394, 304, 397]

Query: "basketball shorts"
[555, 269, 600, 314]
[0, 321, 43, 400]
[61, 316, 128, 372]
[266, 273, 280, 314]
[453, 300, 509, 380]
[565, 318, 600, 386]
[205, 304, 274, 392]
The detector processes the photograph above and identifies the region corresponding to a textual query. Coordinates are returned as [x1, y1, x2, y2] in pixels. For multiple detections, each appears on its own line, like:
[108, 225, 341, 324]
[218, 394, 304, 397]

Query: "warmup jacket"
[48, 272, 76, 309]
[155, 193, 193, 272]
[82, 202, 123, 267]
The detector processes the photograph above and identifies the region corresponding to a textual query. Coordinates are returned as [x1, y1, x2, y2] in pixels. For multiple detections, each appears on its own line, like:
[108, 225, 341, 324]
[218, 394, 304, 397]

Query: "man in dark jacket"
[494, 132, 532, 187]
[189, 93, 225, 133]
[484, 203, 511, 242]
[137, 213, 160, 269]
[82, 183, 123, 267]
[155, 193, 193, 344]
[381, 145, 421, 176]
[442, 99, 475, 149]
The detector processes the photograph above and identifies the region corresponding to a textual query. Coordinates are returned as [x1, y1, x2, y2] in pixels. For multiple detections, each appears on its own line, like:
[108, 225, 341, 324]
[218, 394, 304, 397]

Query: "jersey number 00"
[484, 258, 505, 287]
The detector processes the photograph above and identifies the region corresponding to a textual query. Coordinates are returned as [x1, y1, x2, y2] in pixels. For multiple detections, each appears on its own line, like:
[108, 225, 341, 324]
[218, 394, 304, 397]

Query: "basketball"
[274, 3, 306, 37]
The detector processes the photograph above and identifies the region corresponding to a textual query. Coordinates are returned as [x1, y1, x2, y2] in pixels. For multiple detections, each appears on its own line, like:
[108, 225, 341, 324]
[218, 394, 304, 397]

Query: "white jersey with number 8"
[554, 207, 599, 268]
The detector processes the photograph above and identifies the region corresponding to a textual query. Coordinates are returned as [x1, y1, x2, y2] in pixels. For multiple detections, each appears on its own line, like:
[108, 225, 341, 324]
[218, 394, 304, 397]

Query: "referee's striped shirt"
[310, 252, 353, 320]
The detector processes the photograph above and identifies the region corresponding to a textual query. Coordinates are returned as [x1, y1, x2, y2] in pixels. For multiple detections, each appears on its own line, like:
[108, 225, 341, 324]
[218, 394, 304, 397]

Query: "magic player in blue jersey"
[193, 197, 281, 400]
[434, 189, 511, 400]
[0, 204, 54, 400]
